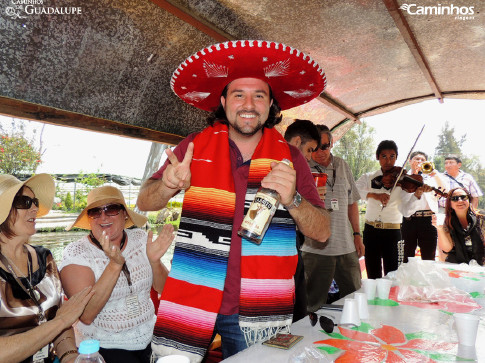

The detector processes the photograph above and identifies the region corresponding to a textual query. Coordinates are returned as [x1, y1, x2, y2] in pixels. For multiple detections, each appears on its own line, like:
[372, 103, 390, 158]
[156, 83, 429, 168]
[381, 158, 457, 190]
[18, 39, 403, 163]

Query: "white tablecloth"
[223, 261, 485, 362]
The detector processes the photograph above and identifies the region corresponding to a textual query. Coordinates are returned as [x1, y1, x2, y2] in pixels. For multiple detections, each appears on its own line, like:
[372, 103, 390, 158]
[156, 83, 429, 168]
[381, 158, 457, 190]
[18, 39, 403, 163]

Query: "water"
[30, 230, 175, 268]
[30, 231, 86, 264]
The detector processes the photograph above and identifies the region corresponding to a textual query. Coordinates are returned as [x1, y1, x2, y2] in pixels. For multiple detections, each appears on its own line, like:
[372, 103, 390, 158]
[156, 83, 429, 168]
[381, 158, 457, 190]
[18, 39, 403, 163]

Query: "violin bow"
[382, 125, 426, 209]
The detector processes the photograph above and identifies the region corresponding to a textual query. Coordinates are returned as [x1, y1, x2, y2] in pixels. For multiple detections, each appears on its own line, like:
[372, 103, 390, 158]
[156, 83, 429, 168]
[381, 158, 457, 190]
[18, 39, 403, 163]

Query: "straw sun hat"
[66, 185, 147, 231]
[0, 174, 55, 225]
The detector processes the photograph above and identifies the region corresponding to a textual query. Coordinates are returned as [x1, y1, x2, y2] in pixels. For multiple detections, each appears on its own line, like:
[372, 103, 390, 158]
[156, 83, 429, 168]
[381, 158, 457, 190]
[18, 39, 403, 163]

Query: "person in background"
[137, 40, 330, 361]
[400, 151, 445, 262]
[432, 187, 485, 265]
[283, 119, 321, 322]
[283, 119, 321, 162]
[0, 174, 93, 363]
[356, 140, 420, 278]
[60, 186, 174, 363]
[302, 125, 363, 312]
[440, 154, 482, 209]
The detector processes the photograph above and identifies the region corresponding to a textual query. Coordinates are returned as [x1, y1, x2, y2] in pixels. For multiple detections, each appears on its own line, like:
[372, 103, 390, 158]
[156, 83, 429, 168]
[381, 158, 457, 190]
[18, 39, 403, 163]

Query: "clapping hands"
[99, 230, 125, 266]
[146, 224, 175, 264]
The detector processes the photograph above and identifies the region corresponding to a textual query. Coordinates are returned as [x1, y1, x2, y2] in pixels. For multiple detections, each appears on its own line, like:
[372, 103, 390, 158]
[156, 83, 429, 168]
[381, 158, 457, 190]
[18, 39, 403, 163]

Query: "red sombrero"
[170, 40, 326, 111]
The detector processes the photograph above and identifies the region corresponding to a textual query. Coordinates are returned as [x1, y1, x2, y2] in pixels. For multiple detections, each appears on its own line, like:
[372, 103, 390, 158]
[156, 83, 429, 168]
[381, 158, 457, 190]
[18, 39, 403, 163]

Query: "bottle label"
[240, 193, 278, 236]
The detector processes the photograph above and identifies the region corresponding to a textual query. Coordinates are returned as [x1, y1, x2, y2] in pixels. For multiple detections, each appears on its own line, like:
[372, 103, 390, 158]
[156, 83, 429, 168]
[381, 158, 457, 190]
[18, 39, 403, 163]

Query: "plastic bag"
[288, 345, 332, 363]
[395, 259, 468, 303]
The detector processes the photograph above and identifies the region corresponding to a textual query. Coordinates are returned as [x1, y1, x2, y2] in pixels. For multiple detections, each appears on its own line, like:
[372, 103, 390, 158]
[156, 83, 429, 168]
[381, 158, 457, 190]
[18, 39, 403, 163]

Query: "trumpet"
[421, 161, 435, 174]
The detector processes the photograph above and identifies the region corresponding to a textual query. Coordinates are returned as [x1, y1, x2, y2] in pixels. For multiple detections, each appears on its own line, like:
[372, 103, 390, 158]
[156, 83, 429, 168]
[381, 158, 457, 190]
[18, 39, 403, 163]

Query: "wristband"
[59, 349, 78, 362]
[353, 232, 361, 237]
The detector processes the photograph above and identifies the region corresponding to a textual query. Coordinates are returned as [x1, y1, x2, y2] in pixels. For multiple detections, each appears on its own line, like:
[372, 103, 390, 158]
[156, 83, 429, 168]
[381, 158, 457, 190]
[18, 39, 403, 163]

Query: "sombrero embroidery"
[170, 40, 326, 111]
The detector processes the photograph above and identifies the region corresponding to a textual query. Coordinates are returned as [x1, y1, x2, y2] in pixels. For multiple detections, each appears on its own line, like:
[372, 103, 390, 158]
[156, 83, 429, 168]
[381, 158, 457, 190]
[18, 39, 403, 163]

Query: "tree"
[433, 122, 485, 209]
[433, 121, 466, 171]
[0, 119, 44, 174]
[332, 121, 379, 180]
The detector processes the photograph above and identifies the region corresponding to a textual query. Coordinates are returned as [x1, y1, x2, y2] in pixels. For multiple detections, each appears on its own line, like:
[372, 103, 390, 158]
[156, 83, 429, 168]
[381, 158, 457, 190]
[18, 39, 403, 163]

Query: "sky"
[1, 98, 484, 178]
[360, 98, 485, 166]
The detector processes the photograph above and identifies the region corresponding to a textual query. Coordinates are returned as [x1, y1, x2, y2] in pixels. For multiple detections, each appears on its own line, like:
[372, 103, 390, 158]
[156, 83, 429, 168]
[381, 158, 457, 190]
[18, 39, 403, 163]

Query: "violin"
[381, 166, 447, 197]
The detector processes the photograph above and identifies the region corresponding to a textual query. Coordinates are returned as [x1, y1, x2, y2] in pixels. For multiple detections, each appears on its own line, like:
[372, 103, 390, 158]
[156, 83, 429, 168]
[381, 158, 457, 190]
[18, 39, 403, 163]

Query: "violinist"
[356, 141, 421, 279]
[400, 151, 445, 262]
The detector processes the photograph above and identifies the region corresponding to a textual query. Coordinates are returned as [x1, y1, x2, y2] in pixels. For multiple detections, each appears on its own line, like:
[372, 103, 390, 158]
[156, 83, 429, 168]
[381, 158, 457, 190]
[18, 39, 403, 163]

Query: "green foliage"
[433, 121, 466, 171]
[56, 173, 107, 212]
[333, 121, 379, 180]
[433, 122, 485, 209]
[0, 134, 42, 174]
[64, 192, 73, 210]
[0, 119, 43, 174]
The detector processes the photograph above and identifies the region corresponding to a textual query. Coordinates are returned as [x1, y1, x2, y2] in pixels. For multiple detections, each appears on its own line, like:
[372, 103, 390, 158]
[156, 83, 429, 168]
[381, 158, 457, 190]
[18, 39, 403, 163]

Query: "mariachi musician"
[400, 151, 446, 262]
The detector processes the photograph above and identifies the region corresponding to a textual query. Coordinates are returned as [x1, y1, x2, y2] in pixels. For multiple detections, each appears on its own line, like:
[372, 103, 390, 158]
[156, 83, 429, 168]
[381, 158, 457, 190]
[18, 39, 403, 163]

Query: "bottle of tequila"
[238, 159, 290, 244]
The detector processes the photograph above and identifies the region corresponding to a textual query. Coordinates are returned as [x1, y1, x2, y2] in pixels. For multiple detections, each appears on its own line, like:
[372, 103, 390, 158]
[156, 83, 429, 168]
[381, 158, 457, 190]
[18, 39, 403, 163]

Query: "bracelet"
[353, 232, 361, 237]
[59, 349, 78, 362]
[55, 336, 73, 349]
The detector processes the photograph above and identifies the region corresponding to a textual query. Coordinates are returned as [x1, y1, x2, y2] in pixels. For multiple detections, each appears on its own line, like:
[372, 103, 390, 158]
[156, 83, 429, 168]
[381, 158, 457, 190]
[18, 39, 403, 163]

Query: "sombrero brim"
[171, 40, 327, 111]
[0, 174, 55, 225]
[66, 197, 148, 231]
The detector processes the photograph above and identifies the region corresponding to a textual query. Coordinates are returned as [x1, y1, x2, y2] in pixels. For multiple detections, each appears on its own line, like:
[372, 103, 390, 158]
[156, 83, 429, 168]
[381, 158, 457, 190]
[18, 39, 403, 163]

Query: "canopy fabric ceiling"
[0, 0, 484, 144]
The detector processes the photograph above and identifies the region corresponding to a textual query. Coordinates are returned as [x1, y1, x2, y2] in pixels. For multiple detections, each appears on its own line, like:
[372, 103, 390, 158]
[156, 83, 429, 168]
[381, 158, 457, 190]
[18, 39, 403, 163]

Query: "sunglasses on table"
[13, 195, 40, 209]
[318, 143, 331, 151]
[450, 195, 469, 202]
[87, 204, 125, 219]
[309, 312, 338, 333]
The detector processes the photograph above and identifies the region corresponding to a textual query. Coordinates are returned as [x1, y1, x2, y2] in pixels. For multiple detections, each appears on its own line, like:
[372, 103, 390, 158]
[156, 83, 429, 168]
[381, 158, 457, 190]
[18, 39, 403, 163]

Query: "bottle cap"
[78, 340, 100, 354]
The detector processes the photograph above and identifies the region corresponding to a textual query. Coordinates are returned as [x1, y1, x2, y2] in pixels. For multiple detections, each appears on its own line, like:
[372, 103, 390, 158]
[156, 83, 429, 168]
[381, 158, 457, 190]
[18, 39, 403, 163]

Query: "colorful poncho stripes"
[152, 122, 297, 362]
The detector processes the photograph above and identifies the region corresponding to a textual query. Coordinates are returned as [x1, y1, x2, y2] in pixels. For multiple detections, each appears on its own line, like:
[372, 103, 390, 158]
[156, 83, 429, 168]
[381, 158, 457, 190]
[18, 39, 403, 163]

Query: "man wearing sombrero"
[137, 40, 331, 362]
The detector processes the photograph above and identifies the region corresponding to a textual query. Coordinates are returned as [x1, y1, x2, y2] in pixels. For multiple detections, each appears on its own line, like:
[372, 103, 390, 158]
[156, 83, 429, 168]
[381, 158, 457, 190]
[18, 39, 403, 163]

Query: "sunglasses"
[13, 195, 40, 209]
[450, 195, 469, 202]
[87, 204, 124, 219]
[309, 312, 337, 333]
[319, 143, 331, 151]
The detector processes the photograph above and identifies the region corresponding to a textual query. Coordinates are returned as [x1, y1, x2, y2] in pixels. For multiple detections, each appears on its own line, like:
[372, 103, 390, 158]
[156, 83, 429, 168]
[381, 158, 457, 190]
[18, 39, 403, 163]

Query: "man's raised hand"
[162, 142, 194, 190]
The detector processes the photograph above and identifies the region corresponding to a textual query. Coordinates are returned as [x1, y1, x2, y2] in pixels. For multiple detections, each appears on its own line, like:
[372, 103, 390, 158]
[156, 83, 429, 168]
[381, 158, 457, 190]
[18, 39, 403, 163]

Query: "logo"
[399, 3, 476, 20]
[5, 0, 82, 19]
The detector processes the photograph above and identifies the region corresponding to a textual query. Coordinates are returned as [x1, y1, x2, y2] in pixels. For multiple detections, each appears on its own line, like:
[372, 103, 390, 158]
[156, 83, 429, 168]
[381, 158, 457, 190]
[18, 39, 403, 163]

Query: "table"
[223, 261, 485, 362]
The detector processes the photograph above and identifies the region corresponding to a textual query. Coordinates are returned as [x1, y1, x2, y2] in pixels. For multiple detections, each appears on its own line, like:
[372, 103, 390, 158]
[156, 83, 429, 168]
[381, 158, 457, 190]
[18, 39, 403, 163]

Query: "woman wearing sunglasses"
[0, 174, 94, 363]
[432, 187, 485, 265]
[60, 186, 174, 363]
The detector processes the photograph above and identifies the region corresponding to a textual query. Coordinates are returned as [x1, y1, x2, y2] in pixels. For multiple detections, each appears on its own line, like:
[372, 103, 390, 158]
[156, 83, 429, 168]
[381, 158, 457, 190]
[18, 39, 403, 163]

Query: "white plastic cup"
[454, 313, 480, 346]
[340, 298, 361, 326]
[457, 344, 477, 360]
[156, 355, 191, 363]
[354, 292, 370, 320]
[376, 278, 392, 300]
[436, 213, 445, 226]
[361, 279, 377, 300]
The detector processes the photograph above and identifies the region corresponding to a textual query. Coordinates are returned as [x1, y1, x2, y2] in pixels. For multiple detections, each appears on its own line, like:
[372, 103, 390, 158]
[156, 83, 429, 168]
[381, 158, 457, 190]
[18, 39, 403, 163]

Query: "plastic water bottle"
[74, 340, 106, 363]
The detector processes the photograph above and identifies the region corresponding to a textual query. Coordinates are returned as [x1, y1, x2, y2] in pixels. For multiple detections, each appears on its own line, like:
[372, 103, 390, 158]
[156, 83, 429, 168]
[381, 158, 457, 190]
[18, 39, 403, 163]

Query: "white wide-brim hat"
[66, 185, 147, 231]
[0, 174, 55, 225]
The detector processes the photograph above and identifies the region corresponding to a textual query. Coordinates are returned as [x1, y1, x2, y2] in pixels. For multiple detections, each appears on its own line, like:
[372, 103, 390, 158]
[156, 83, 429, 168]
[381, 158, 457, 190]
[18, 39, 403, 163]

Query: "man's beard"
[231, 113, 264, 136]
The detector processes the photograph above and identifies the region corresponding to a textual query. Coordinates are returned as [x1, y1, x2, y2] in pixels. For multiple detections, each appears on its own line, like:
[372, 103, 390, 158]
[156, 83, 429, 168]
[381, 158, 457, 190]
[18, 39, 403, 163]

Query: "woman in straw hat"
[0, 174, 94, 363]
[59, 185, 174, 363]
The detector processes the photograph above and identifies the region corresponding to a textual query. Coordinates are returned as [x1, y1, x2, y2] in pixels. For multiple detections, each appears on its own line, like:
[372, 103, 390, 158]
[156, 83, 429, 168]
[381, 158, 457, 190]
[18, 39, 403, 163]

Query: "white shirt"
[400, 171, 442, 215]
[60, 228, 156, 350]
[356, 169, 415, 222]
